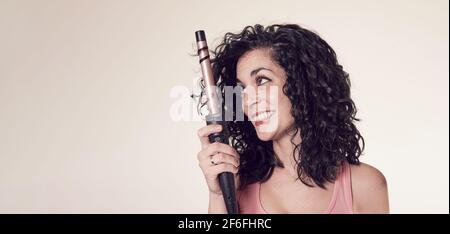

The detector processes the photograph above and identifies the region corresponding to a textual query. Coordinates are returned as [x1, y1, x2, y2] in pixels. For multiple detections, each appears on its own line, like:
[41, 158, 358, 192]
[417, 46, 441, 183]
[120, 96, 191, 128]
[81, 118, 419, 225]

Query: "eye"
[256, 76, 271, 86]
[236, 82, 246, 90]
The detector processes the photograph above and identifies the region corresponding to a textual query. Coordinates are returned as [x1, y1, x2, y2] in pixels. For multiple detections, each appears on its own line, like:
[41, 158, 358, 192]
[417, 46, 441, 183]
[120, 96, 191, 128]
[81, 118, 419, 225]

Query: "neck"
[272, 128, 301, 180]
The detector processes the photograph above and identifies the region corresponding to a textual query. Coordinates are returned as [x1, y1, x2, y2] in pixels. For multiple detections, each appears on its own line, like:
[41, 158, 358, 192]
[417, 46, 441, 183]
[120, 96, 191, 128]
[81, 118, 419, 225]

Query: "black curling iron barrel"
[195, 30, 238, 214]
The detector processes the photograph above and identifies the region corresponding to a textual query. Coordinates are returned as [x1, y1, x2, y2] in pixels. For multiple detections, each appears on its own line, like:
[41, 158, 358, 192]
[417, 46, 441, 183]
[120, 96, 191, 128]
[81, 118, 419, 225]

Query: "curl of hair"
[197, 24, 364, 190]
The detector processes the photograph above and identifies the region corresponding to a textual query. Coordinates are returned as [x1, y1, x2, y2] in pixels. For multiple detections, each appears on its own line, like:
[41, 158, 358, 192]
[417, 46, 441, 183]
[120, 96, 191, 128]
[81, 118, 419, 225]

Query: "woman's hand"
[197, 124, 240, 196]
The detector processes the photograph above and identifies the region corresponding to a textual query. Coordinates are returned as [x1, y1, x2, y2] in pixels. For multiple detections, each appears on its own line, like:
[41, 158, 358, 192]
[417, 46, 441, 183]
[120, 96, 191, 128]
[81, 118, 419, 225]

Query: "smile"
[251, 110, 274, 123]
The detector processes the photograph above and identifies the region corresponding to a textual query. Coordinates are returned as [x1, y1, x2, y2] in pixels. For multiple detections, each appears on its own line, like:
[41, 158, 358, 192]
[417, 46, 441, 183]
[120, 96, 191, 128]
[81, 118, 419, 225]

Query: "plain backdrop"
[0, 0, 448, 213]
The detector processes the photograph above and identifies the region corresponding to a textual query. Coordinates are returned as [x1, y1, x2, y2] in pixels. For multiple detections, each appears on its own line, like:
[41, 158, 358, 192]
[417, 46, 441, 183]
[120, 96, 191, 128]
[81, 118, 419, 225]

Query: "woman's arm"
[208, 177, 240, 214]
[208, 193, 228, 214]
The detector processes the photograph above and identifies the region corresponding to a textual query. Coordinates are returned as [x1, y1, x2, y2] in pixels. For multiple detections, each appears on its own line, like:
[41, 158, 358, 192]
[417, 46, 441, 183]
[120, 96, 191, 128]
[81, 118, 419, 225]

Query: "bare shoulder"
[349, 162, 389, 213]
[349, 162, 387, 189]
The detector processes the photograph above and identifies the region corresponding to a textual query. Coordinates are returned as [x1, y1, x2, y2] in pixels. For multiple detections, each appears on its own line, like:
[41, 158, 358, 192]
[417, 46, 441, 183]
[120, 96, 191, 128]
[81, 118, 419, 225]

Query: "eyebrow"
[250, 67, 273, 77]
[237, 67, 273, 85]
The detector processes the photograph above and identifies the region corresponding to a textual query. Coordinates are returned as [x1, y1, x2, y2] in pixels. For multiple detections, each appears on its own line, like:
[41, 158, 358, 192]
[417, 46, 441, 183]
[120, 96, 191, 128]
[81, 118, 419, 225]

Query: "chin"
[253, 122, 278, 141]
[255, 131, 275, 141]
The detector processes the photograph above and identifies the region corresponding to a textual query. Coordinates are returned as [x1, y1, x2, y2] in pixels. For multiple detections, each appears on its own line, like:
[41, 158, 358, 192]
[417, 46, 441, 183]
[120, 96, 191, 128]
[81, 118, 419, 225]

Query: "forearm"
[208, 193, 228, 214]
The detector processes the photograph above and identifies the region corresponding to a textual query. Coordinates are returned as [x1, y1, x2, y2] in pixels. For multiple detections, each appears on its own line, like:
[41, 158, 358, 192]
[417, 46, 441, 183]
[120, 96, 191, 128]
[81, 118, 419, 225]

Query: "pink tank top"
[238, 161, 353, 214]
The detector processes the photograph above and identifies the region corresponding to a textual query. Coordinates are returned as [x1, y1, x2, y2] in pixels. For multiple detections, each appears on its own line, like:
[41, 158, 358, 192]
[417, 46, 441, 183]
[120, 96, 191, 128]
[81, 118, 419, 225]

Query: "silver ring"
[211, 154, 219, 165]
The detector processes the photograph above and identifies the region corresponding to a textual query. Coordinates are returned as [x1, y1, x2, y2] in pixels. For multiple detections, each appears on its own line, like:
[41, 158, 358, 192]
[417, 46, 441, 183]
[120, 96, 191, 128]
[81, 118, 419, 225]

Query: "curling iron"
[195, 30, 238, 214]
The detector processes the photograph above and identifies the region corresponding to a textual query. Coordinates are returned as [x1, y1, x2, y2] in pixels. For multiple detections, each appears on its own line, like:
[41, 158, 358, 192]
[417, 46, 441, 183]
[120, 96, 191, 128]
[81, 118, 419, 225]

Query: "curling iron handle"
[206, 114, 239, 214]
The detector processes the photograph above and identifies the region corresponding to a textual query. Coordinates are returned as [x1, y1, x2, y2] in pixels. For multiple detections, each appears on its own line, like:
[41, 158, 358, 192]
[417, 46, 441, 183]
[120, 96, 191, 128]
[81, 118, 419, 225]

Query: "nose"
[242, 85, 261, 114]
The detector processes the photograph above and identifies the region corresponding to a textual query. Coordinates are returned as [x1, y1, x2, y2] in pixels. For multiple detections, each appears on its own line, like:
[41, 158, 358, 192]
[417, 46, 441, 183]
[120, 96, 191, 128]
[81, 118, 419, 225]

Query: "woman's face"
[236, 48, 295, 141]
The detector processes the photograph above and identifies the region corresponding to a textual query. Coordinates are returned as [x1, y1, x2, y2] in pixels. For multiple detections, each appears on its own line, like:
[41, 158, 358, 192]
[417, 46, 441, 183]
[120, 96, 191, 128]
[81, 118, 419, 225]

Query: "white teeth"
[254, 111, 273, 121]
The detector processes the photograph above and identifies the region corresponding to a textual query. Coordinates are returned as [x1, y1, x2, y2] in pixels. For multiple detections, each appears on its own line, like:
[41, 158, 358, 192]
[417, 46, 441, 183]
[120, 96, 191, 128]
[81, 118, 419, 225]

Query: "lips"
[250, 110, 274, 126]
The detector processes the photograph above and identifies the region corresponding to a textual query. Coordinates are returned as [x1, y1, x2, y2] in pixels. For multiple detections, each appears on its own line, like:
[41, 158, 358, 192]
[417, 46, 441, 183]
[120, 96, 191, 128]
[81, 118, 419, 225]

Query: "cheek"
[272, 90, 293, 121]
[267, 86, 284, 111]
[279, 102, 295, 131]
[241, 93, 248, 115]
[279, 96, 292, 117]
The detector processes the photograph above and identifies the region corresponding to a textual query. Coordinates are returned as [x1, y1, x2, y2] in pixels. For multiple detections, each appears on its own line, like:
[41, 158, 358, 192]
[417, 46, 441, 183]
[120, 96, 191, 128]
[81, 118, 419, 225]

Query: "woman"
[196, 24, 389, 214]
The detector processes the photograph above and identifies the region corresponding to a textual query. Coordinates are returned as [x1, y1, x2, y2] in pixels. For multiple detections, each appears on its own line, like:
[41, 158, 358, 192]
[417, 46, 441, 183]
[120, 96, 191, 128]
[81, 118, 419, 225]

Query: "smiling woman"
[195, 24, 389, 214]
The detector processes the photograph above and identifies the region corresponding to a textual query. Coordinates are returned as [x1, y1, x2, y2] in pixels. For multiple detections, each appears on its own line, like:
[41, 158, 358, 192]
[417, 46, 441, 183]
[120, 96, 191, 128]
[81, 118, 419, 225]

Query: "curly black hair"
[197, 24, 364, 190]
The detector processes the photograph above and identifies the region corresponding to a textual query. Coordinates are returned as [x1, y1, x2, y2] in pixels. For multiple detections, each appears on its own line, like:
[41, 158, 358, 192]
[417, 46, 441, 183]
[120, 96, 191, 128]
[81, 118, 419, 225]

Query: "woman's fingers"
[199, 152, 239, 171]
[196, 125, 241, 196]
[203, 142, 239, 160]
[210, 152, 240, 167]
[197, 141, 239, 162]
[197, 124, 222, 149]
[204, 163, 239, 180]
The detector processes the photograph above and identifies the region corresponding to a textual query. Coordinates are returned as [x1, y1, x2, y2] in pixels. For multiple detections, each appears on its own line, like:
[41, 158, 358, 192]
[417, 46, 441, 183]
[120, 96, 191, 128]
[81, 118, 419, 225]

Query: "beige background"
[0, 0, 448, 213]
